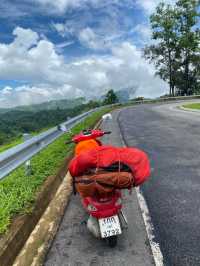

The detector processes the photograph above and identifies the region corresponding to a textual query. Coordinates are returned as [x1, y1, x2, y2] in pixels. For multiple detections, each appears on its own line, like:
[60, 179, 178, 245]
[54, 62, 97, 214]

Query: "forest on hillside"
[0, 100, 100, 145]
[0, 90, 119, 146]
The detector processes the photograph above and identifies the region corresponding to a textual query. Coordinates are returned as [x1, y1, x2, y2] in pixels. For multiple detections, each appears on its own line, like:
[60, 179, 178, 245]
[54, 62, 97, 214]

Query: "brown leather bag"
[75, 171, 134, 198]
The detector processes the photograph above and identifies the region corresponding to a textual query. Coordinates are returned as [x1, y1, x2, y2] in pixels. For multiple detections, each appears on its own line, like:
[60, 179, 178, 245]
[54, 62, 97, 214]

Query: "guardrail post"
[23, 133, 32, 176]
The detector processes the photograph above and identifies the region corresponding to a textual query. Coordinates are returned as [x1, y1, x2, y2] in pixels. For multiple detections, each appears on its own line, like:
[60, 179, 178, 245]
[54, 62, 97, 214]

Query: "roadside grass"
[0, 107, 112, 234]
[183, 103, 200, 110]
[0, 137, 23, 153]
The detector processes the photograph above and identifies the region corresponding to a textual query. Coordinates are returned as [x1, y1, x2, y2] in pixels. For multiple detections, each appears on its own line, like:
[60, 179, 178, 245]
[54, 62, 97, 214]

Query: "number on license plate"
[99, 215, 122, 238]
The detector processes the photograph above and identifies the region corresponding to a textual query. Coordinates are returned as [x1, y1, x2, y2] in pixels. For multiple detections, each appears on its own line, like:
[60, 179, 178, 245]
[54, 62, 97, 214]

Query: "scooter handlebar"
[103, 131, 112, 135]
[65, 131, 112, 144]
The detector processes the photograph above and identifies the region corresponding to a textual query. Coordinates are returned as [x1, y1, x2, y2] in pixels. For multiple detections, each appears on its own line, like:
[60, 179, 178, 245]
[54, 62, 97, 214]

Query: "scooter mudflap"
[99, 215, 122, 238]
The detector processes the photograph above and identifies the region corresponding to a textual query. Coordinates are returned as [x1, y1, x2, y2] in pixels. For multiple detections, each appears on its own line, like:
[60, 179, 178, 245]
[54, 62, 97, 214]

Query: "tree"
[86, 100, 100, 109]
[191, 52, 200, 94]
[144, 3, 179, 96]
[175, 0, 200, 95]
[103, 89, 119, 105]
[144, 0, 200, 96]
[0, 132, 6, 145]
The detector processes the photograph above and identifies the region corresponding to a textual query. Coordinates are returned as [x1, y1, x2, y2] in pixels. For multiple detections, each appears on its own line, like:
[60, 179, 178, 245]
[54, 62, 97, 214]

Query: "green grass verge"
[183, 103, 200, 110]
[0, 137, 23, 153]
[0, 108, 112, 234]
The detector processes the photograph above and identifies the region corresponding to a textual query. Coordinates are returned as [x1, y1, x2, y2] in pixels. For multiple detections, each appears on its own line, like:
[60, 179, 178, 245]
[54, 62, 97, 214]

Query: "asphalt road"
[44, 111, 154, 266]
[118, 101, 200, 266]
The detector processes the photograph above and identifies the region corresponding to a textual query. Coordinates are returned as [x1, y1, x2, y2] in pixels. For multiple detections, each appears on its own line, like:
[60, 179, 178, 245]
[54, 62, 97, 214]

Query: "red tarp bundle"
[69, 145, 150, 187]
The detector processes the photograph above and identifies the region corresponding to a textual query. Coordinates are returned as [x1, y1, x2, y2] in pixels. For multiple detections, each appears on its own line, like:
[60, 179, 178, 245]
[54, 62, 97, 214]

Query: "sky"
[0, 0, 176, 108]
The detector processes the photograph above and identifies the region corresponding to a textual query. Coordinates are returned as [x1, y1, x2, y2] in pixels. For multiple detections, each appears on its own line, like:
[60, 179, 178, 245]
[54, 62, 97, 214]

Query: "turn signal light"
[115, 198, 122, 206]
[87, 204, 97, 211]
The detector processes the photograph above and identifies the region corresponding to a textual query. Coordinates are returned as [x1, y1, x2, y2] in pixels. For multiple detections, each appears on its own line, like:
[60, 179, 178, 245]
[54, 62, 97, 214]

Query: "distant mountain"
[0, 108, 9, 114]
[0, 97, 86, 113]
[100, 87, 137, 103]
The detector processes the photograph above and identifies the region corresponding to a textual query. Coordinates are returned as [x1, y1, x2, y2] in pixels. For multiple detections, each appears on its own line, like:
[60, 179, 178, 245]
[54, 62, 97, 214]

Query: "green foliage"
[0, 108, 112, 234]
[175, 0, 200, 95]
[183, 103, 200, 109]
[144, 0, 200, 96]
[103, 89, 119, 105]
[0, 101, 101, 147]
[0, 132, 7, 145]
[0, 137, 23, 153]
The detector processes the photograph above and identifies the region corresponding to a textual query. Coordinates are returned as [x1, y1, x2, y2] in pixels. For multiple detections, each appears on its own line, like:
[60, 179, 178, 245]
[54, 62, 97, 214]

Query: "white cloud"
[1, 86, 13, 95]
[52, 23, 66, 37]
[0, 27, 65, 85]
[78, 27, 125, 50]
[35, 0, 119, 13]
[56, 41, 74, 49]
[0, 27, 168, 108]
[0, 85, 84, 108]
[35, 0, 83, 13]
[51, 1, 132, 50]
[52, 21, 78, 38]
[12, 27, 39, 50]
[79, 27, 109, 50]
[52, 13, 125, 48]
[136, 0, 176, 15]
[79, 27, 97, 49]
[132, 24, 152, 42]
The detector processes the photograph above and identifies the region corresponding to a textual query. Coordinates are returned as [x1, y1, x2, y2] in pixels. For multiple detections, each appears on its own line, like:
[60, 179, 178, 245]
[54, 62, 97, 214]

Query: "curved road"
[45, 101, 200, 266]
[118, 101, 200, 266]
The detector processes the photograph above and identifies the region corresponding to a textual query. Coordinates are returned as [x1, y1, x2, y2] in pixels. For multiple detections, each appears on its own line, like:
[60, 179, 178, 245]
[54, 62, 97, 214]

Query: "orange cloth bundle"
[75, 139, 100, 156]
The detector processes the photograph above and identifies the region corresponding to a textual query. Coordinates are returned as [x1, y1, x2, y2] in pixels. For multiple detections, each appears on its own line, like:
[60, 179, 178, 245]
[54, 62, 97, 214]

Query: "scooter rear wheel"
[106, 236, 118, 247]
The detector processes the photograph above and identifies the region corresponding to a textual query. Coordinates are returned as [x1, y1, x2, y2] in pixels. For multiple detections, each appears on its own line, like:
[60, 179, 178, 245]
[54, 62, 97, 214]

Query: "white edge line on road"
[135, 187, 164, 266]
[117, 110, 164, 266]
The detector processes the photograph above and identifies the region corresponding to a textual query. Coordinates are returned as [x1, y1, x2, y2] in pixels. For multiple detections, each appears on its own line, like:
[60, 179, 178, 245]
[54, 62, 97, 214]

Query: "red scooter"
[67, 129, 128, 247]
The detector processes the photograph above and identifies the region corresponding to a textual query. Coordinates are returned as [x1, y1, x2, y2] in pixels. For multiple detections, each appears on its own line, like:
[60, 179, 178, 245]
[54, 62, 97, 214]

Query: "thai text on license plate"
[99, 215, 122, 238]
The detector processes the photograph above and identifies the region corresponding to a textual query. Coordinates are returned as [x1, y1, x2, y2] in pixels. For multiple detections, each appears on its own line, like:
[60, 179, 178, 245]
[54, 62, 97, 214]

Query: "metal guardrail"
[129, 95, 200, 105]
[0, 95, 200, 180]
[0, 108, 100, 180]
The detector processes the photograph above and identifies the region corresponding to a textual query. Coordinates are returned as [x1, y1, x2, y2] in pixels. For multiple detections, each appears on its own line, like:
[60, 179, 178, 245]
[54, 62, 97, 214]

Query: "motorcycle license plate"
[99, 215, 122, 238]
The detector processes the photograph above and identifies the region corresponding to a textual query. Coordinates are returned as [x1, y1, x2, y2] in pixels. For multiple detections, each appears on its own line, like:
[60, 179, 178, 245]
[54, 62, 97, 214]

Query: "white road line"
[117, 110, 164, 266]
[135, 187, 164, 266]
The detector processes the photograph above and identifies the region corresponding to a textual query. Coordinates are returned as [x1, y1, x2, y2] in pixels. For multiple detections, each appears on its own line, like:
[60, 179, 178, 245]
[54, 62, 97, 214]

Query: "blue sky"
[0, 0, 173, 108]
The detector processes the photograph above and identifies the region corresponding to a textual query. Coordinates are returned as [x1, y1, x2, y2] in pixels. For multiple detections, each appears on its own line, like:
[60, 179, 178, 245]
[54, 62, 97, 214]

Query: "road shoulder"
[45, 109, 156, 266]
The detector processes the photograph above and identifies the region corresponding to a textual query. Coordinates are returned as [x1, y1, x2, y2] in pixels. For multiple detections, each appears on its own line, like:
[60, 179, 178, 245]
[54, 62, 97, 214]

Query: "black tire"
[107, 236, 118, 248]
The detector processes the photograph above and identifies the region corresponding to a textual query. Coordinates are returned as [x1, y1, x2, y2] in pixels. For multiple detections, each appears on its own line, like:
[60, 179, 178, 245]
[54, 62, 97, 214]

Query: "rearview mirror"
[102, 113, 112, 121]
